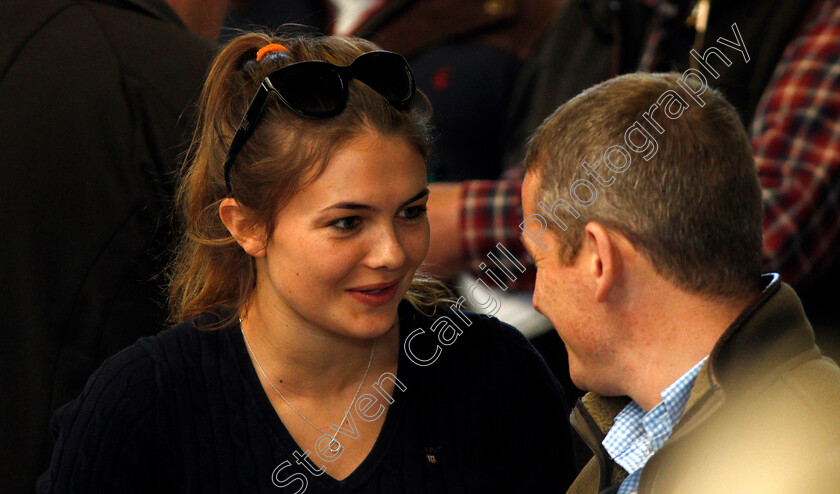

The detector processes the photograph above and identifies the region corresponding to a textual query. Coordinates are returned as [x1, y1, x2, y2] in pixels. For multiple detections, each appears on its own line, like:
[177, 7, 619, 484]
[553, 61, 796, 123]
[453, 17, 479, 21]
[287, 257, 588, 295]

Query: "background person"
[0, 0, 226, 491]
[425, 0, 840, 363]
[37, 31, 576, 493]
[520, 72, 840, 494]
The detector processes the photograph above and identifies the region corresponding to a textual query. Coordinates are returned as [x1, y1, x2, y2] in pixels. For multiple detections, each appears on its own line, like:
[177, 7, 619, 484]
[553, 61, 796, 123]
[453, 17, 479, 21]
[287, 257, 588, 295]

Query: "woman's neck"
[240, 299, 400, 398]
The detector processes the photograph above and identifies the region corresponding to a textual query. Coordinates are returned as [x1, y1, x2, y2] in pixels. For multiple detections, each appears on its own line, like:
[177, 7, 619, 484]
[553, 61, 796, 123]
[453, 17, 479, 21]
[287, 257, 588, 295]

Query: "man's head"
[521, 72, 763, 396]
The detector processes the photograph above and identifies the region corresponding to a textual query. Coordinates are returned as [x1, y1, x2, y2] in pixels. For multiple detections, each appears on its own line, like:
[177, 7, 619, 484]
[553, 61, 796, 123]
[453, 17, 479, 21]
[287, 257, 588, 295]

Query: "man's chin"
[567, 362, 590, 392]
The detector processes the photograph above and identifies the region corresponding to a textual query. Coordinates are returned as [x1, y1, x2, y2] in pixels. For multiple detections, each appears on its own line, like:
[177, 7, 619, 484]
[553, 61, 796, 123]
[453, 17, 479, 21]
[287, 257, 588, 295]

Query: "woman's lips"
[347, 280, 400, 306]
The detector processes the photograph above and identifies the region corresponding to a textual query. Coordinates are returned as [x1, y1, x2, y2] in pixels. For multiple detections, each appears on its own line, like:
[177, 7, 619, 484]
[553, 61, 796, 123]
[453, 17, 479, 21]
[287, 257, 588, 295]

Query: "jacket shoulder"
[83, 2, 215, 115]
[0, 0, 78, 77]
[778, 353, 840, 433]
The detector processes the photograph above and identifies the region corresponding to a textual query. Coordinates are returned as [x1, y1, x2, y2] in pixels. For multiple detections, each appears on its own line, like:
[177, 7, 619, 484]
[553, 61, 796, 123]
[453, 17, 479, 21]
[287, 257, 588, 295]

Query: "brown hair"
[525, 72, 763, 299]
[169, 29, 451, 327]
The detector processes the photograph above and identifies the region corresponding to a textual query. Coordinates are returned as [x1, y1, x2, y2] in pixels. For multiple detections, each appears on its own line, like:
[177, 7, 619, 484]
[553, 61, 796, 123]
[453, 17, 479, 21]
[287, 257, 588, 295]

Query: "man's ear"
[583, 222, 623, 302]
[219, 198, 267, 258]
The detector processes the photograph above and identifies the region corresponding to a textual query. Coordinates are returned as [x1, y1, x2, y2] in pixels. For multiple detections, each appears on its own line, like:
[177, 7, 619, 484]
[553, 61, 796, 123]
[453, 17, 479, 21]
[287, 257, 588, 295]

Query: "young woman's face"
[252, 132, 429, 339]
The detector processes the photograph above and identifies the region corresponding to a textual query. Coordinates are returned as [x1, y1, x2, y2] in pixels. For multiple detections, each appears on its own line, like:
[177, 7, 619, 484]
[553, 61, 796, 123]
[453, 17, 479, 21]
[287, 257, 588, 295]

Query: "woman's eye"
[331, 216, 361, 232]
[399, 205, 428, 220]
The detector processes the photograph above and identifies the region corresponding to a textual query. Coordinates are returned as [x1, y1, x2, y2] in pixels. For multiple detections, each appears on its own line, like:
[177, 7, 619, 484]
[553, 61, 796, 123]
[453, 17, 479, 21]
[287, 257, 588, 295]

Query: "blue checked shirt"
[602, 356, 709, 494]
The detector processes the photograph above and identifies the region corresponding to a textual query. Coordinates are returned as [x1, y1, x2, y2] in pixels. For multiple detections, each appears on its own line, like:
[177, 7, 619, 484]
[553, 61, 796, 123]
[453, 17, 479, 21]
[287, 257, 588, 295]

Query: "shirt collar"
[659, 355, 708, 425]
[603, 355, 709, 474]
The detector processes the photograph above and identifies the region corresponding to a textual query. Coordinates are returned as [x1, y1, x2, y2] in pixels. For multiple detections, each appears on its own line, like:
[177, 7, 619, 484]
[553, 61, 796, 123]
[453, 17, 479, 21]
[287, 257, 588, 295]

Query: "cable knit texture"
[37, 302, 576, 493]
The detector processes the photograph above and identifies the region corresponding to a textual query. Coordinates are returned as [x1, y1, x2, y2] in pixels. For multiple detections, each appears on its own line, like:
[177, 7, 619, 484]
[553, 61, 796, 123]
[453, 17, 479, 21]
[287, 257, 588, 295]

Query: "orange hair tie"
[256, 43, 288, 62]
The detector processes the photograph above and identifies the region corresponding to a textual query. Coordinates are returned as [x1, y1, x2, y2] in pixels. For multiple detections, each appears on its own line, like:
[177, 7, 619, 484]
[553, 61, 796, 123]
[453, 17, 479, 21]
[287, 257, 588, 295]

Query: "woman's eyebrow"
[321, 187, 429, 212]
[400, 187, 430, 208]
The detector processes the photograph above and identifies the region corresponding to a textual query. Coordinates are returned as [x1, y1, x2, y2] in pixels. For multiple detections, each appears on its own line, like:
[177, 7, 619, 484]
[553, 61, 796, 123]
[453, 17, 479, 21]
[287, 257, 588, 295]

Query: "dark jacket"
[0, 1, 215, 491]
[362, 0, 563, 181]
[567, 274, 840, 493]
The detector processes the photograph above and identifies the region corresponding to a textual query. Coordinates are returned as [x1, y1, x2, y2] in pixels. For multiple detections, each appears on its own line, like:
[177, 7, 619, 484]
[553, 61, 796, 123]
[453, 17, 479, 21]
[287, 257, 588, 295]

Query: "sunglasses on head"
[223, 50, 416, 192]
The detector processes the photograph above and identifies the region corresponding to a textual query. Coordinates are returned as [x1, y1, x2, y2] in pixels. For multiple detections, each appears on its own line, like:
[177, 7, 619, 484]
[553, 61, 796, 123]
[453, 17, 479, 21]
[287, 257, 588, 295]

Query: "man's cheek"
[532, 270, 548, 314]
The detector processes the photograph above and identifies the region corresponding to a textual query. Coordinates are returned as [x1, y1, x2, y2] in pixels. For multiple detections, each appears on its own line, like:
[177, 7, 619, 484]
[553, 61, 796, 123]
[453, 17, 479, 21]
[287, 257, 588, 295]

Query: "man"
[0, 0, 228, 491]
[520, 72, 840, 493]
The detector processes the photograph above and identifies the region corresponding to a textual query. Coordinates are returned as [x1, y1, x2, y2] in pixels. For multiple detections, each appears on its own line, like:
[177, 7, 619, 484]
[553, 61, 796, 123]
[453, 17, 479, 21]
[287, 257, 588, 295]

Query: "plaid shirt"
[752, 0, 840, 285]
[461, 166, 535, 288]
[459, 1, 840, 288]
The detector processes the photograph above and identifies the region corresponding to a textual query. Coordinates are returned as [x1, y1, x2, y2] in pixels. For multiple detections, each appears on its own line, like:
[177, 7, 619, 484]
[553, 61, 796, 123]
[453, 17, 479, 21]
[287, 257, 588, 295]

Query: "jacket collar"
[674, 273, 819, 435]
[571, 274, 817, 489]
[705, 274, 817, 391]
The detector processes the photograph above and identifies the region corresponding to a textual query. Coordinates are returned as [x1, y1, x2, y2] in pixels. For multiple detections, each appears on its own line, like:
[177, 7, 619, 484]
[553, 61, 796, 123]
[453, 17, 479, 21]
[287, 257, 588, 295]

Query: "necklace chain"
[240, 323, 376, 453]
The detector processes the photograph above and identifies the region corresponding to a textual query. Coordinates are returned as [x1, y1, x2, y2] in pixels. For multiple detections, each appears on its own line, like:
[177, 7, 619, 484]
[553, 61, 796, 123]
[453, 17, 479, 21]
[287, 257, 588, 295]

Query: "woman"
[37, 30, 576, 493]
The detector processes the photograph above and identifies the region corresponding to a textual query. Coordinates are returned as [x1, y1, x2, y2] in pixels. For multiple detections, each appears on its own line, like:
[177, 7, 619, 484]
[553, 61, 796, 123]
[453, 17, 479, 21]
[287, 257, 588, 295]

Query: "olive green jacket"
[567, 274, 840, 494]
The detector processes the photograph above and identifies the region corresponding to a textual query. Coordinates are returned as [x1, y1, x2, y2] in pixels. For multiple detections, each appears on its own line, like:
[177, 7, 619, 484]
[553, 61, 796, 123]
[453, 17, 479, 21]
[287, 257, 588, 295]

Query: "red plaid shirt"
[752, 0, 840, 285]
[459, 0, 840, 288]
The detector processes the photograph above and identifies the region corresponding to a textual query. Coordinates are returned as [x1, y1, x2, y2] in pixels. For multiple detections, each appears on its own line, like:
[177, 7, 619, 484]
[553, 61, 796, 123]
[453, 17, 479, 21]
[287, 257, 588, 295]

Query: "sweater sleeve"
[35, 342, 170, 493]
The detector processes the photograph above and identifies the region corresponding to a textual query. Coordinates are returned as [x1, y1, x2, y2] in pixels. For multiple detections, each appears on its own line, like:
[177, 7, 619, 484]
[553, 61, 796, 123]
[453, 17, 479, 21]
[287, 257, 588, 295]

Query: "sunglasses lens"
[272, 63, 344, 115]
[352, 53, 415, 105]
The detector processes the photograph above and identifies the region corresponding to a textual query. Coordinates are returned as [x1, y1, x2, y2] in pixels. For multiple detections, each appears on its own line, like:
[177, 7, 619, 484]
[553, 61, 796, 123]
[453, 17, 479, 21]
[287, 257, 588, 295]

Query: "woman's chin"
[337, 306, 400, 341]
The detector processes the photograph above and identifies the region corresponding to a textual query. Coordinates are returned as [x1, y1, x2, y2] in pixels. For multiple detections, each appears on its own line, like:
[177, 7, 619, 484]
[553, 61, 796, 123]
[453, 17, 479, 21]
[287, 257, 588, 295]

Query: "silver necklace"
[240, 323, 376, 453]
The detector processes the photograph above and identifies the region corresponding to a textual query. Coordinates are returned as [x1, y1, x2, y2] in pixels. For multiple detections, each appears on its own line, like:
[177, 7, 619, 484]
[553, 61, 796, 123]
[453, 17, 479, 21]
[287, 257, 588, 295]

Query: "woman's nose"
[366, 225, 407, 270]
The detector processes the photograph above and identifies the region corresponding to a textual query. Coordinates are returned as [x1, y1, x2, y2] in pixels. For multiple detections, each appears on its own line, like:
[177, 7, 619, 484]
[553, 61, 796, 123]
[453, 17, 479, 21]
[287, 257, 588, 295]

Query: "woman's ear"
[219, 198, 267, 258]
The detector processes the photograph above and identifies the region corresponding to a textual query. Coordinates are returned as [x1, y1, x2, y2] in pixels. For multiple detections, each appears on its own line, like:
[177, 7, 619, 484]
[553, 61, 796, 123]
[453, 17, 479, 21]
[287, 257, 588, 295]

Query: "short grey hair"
[524, 72, 763, 299]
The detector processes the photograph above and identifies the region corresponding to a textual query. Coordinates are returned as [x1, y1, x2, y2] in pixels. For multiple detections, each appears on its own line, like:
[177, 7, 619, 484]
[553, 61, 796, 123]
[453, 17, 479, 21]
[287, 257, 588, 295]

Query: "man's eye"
[399, 205, 428, 220]
[331, 216, 361, 232]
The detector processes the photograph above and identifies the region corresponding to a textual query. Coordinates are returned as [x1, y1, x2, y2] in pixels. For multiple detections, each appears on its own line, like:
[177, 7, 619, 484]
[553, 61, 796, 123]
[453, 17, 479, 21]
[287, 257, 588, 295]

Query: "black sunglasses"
[223, 50, 416, 192]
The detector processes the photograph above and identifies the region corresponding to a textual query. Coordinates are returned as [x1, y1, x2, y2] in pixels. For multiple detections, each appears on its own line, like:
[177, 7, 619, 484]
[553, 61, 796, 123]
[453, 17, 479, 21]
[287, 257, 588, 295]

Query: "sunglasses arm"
[223, 81, 273, 192]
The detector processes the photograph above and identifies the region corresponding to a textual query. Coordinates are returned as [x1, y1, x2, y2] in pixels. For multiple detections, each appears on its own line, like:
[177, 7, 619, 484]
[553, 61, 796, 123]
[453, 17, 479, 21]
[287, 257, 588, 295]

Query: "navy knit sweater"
[37, 301, 576, 493]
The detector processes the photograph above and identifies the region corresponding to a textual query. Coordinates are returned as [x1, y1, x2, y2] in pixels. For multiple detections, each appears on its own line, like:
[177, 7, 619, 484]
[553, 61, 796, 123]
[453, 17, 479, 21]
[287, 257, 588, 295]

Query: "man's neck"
[620, 284, 755, 411]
